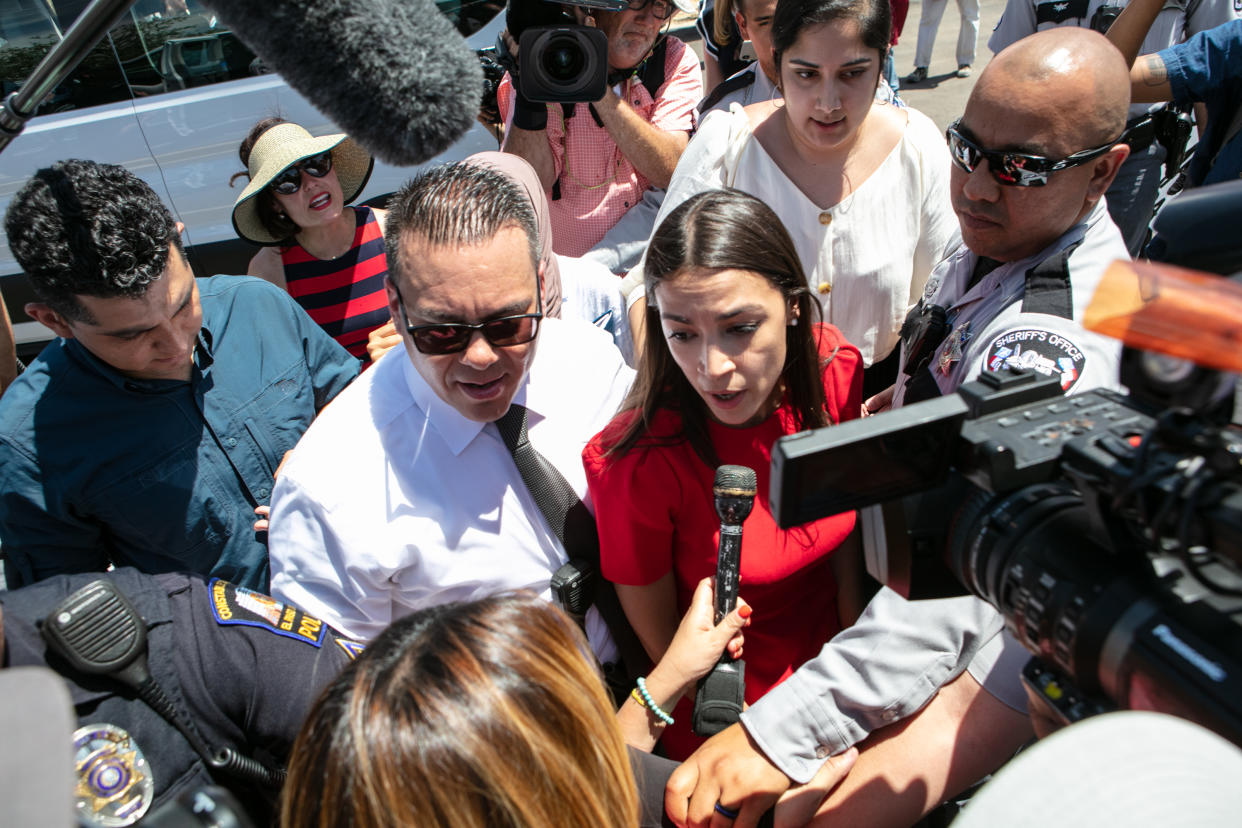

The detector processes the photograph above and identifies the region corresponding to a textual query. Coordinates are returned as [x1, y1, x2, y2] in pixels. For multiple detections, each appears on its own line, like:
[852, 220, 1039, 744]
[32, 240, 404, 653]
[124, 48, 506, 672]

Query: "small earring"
[788, 317, 799, 327]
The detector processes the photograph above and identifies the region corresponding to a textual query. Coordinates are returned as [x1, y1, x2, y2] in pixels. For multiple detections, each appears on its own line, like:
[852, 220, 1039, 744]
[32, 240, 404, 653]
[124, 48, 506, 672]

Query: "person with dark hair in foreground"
[0, 160, 358, 591]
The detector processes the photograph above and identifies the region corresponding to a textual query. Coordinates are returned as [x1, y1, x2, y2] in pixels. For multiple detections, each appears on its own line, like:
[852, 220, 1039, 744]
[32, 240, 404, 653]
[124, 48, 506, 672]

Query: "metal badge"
[72, 723, 154, 827]
[939, 321, 972, 375]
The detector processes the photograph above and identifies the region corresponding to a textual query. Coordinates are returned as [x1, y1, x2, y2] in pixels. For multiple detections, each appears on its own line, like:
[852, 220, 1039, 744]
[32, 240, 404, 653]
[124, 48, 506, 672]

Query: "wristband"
[636, 676, 675, 726]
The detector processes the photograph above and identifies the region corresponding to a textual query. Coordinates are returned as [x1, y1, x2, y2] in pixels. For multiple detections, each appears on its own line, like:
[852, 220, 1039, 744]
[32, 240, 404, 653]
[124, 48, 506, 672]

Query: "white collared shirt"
[268, 318, 634, 658]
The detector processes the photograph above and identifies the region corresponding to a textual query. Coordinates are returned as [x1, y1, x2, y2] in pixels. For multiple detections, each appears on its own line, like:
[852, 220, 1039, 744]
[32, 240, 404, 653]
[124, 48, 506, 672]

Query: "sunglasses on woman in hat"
[230, 119, 392, 364]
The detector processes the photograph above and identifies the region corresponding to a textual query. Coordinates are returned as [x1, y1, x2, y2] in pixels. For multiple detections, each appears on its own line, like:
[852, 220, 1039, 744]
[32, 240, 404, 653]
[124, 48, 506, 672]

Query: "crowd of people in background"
[1, 0, 1240, 824]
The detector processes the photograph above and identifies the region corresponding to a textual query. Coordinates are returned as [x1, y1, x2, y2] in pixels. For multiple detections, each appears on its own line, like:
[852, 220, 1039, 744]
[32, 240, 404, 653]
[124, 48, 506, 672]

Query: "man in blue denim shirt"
[0, 160, 359, 591]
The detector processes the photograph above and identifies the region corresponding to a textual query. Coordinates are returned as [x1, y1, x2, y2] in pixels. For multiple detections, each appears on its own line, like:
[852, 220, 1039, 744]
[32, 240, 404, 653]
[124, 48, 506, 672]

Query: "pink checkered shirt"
[499, 36, 701, 257]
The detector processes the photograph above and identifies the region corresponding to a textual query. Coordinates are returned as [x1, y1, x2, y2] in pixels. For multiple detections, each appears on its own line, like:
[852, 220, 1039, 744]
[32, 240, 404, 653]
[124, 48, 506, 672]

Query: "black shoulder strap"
[1021, 239, 1082, 319]
[638, 35, 669, 100]
[698, 69, 756, 114]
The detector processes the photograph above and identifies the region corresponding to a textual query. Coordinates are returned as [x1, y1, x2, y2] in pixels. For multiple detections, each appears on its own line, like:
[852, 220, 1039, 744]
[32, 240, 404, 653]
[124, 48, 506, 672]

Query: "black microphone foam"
[714, 464, 757, 526]
[201, 0, 484, 166]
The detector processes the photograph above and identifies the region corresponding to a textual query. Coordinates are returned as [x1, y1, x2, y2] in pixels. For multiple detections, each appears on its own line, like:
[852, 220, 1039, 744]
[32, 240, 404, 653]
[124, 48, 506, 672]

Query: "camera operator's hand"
[666, 721, 858, 828]
[499, 27, 550, 133]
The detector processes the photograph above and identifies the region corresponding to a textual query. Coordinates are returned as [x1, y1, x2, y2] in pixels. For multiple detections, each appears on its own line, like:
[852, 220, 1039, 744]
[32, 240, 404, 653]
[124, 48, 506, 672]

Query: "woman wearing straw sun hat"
[232, 118, 390, 363]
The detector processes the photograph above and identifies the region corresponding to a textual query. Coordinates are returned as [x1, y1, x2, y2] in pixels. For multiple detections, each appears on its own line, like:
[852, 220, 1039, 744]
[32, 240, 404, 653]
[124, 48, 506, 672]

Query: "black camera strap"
[494, 404, 648, 701]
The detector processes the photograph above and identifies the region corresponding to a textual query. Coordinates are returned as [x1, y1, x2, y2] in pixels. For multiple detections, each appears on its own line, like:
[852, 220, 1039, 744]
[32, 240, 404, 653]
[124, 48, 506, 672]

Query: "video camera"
[500, 0, 625, 102]
[771, 180, 1242, 746]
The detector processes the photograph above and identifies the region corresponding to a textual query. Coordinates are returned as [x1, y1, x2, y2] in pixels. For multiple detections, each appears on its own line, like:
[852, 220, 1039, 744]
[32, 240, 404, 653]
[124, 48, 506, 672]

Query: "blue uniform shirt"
[0, 276, 360, 591]
[1160, 19, 1242, 188]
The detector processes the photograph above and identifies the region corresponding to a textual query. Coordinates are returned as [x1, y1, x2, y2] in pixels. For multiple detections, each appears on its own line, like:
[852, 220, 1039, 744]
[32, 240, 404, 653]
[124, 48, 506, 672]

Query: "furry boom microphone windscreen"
[202, 0, 485, 166]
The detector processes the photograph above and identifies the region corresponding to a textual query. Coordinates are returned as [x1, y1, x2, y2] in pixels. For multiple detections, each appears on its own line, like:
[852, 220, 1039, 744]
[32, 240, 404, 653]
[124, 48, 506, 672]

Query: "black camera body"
[772, 366, 1242, 744]
[503, 0, 625, 103]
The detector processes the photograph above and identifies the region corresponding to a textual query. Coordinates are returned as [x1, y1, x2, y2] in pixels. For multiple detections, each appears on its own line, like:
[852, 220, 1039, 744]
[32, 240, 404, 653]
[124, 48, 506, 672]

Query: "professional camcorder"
[500, 0, 625, 102]
[771, 181, 1242, 746]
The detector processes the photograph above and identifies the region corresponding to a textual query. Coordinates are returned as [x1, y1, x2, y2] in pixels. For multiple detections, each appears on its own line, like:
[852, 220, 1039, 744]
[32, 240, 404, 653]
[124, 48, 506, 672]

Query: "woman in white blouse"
[631, 0, 959, 396]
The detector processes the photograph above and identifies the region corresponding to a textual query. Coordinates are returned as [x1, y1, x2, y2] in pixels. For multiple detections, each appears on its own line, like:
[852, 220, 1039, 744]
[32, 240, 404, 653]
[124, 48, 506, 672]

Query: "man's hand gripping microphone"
[692, 464, 756, 737]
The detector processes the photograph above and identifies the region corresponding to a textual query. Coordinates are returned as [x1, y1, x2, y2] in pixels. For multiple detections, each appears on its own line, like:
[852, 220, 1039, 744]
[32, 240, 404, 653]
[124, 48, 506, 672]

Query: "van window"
[0, 0, 130, 113]
[0, 0, 506, 115]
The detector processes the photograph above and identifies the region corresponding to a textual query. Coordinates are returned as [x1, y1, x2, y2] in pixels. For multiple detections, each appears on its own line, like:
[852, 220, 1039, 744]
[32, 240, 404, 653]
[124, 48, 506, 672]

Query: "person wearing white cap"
[231, 118, 390, 363]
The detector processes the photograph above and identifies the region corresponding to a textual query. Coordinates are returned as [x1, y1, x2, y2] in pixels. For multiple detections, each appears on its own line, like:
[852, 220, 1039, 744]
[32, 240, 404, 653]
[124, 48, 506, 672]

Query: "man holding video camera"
[666, 28, 1136, 828]
[498, 0, 702, 265]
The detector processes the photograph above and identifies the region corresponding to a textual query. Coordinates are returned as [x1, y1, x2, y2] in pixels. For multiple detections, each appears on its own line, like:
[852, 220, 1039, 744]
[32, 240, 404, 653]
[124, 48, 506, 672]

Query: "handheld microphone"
[200, 0, 485, 166]
[693, 464, 756, 737]
[711, 464, 757, 624]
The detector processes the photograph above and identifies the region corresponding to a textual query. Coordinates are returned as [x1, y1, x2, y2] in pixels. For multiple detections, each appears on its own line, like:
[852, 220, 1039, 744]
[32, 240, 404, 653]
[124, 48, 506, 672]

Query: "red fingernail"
[738, 605, 752, 619]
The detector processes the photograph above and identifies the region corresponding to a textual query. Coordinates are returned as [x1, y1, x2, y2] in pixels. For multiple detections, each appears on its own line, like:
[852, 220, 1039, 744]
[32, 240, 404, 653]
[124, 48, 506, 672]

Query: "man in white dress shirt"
[266, 163, 634, 662]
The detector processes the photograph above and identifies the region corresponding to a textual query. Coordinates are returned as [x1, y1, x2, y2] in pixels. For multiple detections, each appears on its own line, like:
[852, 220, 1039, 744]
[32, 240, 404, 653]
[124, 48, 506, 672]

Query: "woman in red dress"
[584, 188, 865, 758]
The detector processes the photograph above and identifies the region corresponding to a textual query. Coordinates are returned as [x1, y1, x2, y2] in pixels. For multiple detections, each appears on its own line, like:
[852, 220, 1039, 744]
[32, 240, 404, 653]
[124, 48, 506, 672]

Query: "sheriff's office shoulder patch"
[208, 579, 327, 647]
[336, 639, 367, 660]
[985, 328, 1086, 392]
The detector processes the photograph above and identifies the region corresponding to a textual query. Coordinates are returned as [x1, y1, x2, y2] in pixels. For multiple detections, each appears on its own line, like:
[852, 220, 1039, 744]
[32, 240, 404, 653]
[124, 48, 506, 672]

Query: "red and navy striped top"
[281, 205, 389, 361]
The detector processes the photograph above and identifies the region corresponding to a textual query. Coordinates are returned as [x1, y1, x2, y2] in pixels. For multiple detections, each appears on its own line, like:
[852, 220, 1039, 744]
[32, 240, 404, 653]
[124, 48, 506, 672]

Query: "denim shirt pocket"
[87, 448, 234, 574]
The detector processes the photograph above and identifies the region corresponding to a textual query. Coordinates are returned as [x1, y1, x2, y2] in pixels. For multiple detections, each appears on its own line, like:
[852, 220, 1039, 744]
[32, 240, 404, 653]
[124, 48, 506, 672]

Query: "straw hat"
[231, 122, 374, 244]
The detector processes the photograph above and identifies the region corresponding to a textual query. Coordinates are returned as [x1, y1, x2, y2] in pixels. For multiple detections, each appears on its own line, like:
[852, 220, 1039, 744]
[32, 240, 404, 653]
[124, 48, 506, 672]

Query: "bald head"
[950, 28, 1132, 263]
[981, 28, 1130, 147]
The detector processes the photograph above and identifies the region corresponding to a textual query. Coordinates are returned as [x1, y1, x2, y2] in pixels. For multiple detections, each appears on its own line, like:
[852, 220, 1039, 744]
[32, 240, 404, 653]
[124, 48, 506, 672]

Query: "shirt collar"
[65, 325, 214, 393]
[401, 333, 555, 456]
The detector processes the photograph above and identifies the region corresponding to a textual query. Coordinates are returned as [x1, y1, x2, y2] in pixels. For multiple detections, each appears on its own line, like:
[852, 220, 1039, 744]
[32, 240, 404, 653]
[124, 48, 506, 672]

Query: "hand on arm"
[617, 577, 751, 751]
[366, 320, 402, 363]
[806, 669, 1033, 828]
[252, 450, 295, 533]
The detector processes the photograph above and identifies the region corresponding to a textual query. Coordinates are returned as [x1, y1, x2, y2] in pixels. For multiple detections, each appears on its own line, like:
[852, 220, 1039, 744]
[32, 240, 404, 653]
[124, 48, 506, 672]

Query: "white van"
[0, 0, 505, 360]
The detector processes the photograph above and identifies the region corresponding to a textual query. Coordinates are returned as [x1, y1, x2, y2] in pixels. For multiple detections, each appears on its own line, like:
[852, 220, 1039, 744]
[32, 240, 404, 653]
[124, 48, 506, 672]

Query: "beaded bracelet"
[635, 676, 675, 726]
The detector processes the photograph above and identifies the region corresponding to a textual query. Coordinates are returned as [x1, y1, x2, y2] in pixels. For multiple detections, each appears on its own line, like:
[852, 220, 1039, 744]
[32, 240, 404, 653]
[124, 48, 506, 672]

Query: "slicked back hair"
[5, 159, 182, 323]
[383, 163, 540, 287]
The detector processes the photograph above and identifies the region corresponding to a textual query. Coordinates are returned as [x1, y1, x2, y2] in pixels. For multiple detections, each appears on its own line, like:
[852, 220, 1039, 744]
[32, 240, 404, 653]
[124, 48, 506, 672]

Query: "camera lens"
[541, 34, 585, 81]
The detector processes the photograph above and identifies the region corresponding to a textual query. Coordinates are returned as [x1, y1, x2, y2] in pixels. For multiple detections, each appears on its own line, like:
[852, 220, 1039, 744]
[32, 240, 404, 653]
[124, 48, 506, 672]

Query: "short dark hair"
[383, 163, 540, 286]
[772, 0, 892, 73]
[605, 188, 828, 466]
[230, 116, 301, 244]
[4, 159, 182, 322]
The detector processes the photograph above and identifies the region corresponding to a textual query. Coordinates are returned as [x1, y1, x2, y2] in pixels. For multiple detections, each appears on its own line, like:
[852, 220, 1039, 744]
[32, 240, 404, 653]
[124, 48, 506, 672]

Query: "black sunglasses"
[269, 151, 334, 195]
[392, 282, 543, 356]
[626, 0, 675, 19]
[945, 121, 1117, 187]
